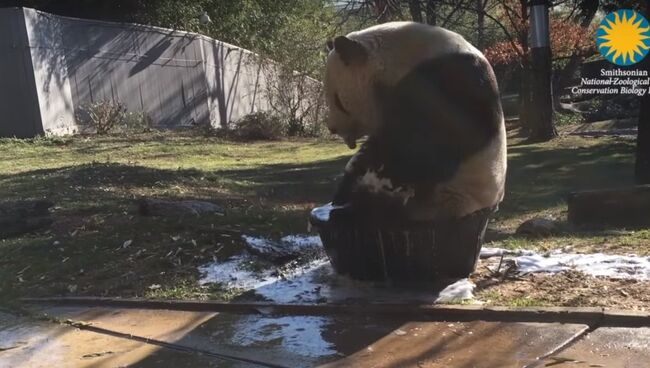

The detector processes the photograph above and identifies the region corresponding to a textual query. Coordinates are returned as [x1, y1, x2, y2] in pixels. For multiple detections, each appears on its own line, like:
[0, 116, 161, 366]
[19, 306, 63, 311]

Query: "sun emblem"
[597, 9, 650, 66]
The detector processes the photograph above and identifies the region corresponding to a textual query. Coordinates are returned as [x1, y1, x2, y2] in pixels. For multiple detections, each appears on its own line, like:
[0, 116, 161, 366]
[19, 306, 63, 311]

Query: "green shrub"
[555, 111, 585, 126]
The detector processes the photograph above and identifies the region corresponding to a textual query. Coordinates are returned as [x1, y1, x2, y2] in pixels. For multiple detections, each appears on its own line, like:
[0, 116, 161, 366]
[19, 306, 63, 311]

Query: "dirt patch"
[473, 260, 650, 310]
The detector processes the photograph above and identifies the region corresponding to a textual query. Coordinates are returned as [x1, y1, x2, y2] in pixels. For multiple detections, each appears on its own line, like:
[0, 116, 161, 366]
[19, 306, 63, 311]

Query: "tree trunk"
[529, 47, 557, 141]
[518, 2, 530, 135]
[552, 56, 584, 112]
[425, 0, 437, 25]
[552, 0, 598, 112]
[637, 91, 650, 184]
[636, 1, 650, 184]
[476, 0, 485, 49]
[373, 0, 390, 23]
[409, 0, 423, 22]
[527, 0, 557, 142]
[519, 64, 531, 134]
[516, 0, 531, 133]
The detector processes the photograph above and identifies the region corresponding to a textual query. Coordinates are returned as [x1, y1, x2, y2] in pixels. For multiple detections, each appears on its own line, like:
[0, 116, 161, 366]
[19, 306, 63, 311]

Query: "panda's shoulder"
[380, 50, 501, 126]
[403, 52, 497, 93]
[373, 45, 502, 160]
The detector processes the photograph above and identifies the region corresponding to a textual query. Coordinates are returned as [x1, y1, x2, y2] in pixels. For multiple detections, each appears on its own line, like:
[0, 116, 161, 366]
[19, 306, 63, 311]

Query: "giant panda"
[324, 22, 507, 222]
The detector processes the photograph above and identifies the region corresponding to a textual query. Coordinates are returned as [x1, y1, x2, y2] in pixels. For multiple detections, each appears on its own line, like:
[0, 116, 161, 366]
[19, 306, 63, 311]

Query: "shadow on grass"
[0, 152, 349, 205]
[0, 156, 349, 301]
[499, 140, 635, 222]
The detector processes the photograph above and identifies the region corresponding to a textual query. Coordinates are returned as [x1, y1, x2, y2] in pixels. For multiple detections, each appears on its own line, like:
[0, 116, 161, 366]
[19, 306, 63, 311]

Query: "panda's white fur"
[326, 21, 507, 220]
[356, 169, 416, 205]
[325, 22, 486, 147]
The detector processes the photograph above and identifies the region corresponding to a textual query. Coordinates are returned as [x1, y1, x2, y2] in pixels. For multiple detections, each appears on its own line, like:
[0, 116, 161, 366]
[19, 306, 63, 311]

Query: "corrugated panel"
[62, 17, 210, 128]
[1, 8, 321, 136]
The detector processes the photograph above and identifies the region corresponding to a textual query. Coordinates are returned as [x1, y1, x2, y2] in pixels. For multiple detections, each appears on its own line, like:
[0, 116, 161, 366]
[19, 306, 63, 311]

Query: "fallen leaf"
[82, 351, 114, 359]
[620, 290, 629, 297]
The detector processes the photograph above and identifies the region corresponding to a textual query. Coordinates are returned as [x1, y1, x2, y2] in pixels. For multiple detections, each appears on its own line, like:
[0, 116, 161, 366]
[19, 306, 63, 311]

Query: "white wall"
[0, 7, 320, 137]
[23, 8, 77, 135]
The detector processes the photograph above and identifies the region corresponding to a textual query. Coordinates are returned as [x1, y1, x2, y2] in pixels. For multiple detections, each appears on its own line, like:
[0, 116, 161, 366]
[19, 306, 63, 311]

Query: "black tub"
[309, 204, 494, 282]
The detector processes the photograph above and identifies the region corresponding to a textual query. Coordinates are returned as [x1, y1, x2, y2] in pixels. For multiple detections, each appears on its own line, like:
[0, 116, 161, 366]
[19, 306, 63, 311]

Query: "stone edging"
[21, 297, 650, 328]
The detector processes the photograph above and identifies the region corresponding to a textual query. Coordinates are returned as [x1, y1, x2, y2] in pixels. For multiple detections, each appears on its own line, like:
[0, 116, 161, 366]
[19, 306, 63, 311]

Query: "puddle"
[209, 315, 337, 358]
[197, 312, 401, 366]
[0, 313, 115, 367]
[0, 324, 44, 352]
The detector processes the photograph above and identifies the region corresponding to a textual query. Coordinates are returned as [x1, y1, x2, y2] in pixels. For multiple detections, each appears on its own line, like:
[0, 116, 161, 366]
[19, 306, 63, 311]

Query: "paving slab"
[321, 321, 589, 368]
[38, 306, 217, 343]
[0, 311, 223, 368]
[29, 306, 591, 368]
[29, 306, 389, 367]
[543, 327, 650, 368]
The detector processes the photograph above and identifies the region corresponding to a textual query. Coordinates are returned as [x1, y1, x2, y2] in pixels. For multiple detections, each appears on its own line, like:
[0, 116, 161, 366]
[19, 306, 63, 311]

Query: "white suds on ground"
[479, 247, 536, 258]
[480, 248, 650, 280]
[199, 235, 650, 305]
[435, 279, 475, 303]
[199, 250, 325, 291]
[241, 234, 322, 256]
[198, 234, 476, 304]
[278, 235, 322, 248]
[199, 254, 260, 290]
[198, 235, 330, 303]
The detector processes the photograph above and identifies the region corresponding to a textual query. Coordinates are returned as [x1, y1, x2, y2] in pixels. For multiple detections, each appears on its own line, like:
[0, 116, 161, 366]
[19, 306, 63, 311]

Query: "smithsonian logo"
[572, 9, 650, 97]
[597, 9, 650, 66]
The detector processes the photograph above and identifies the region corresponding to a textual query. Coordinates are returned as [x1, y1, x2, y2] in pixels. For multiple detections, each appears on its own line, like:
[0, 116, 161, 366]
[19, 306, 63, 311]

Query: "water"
[198, 234, 475, 304]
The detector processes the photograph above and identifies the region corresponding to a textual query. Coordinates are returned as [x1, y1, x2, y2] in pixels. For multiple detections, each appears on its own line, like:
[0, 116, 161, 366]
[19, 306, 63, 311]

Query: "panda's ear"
[326, 39, 334, 51]
[333, 36, 367, 66]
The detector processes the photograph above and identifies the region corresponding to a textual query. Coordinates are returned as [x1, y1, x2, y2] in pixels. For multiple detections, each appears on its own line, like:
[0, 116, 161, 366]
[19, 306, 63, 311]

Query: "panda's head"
[325, 22, 487, 149]
[324, 36, 378, 149]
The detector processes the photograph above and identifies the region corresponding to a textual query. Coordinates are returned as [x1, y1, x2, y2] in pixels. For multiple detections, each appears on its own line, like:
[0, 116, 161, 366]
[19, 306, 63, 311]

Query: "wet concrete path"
[2, 303, 650, 367]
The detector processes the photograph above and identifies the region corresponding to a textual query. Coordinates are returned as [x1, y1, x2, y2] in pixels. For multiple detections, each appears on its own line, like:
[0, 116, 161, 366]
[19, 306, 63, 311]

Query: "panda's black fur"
[332, 52, 502, 223]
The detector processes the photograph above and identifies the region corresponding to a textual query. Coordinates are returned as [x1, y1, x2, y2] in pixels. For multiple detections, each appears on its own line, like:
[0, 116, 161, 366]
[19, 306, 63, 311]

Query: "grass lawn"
[0, 129, 647, 307]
